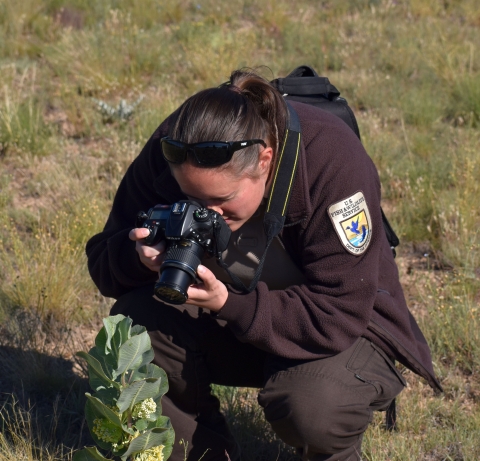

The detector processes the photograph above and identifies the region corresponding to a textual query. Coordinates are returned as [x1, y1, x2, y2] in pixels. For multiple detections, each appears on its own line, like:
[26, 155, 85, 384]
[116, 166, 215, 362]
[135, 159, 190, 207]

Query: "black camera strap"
[216, 102, 301, 293]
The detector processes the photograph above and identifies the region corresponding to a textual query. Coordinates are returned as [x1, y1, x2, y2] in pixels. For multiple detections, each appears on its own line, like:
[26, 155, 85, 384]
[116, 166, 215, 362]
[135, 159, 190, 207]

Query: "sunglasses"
[161, 137, 267, 166]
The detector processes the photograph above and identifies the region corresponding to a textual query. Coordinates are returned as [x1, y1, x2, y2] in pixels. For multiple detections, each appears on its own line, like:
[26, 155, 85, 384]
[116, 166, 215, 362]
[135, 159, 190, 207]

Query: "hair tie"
[218, 80, 242, 94]
[228, 84, 242, 94]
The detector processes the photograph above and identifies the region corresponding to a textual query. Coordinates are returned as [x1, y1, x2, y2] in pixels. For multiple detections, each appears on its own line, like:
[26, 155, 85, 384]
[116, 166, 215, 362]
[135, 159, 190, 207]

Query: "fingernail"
[197, 265, 205, 274]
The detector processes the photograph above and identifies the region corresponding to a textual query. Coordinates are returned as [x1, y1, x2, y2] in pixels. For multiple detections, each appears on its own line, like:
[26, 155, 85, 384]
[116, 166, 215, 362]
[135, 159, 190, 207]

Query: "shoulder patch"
[328, 191, 372, 256]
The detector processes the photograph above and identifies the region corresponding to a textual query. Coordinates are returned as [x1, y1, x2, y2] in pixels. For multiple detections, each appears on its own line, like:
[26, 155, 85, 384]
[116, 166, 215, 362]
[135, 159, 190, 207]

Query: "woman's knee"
[258, 370, 371, 455]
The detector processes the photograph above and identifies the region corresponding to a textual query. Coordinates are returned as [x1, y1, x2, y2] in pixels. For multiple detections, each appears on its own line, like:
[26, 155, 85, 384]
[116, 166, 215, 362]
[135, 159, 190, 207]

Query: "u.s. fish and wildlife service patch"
[328, 191, 372, 255]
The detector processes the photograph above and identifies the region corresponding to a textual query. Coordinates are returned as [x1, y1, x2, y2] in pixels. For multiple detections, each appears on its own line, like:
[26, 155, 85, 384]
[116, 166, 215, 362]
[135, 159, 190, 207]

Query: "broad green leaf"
[77, 351, 116, 391]
[89, 346, 116, 380]
[131, 324, 147, 336]
[156, 366, 169, 399]
[130, 362, 164, 382]
[145, 363, 164, 377]
[110, 316, 133, 364]
[104, 314, 128, 328]
[103, 314, 128, 351]
[94, 327, 108, 355]
[160, 427, 176, 460]
[119, 340, 154, 374]
[115, 332, 152, 375]
[121, 427, 174, 460]
[147, 415, 171, 430]
[73, 447, 110, 461]
[139, 348, 155, 370]
[111, 328, 122, 365]
[93, 387, 120, 408]
[117, 316, 133, 344]
[131, 424, 175, 460]
[116, 378, 161, 413]
[130, 366, 148, 382]
[102, 316, 119, 352]
[133, 366, 168, 402]
[134, 418, 149, 432]
[86, 393, 123, 427]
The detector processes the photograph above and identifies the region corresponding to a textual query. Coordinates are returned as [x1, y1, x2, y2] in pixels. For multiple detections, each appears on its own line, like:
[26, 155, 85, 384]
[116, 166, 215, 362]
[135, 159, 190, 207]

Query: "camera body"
[136, 200, 231, 305]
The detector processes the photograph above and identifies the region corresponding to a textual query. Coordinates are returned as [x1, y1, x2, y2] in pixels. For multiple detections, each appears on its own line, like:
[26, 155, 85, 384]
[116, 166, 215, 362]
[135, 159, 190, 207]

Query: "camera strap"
[216, 102, 301, 293]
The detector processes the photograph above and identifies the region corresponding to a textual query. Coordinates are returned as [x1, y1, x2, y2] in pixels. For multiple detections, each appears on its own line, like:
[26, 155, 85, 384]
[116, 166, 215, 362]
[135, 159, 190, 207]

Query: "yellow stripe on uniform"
[282, 134, 301, 216]
[266, 131, 289, 213]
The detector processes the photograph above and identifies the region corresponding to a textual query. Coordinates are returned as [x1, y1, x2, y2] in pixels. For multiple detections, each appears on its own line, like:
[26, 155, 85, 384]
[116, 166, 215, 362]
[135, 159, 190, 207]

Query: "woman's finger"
[185, 265, 228, 312]
[195, 265, 215, 289]
[129, 227, 151, 241]
[130, 228, 166, 271]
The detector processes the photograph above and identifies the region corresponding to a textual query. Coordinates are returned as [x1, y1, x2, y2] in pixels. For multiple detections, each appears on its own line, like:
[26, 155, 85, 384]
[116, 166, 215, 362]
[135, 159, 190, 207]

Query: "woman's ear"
[258, 146, 274, 177]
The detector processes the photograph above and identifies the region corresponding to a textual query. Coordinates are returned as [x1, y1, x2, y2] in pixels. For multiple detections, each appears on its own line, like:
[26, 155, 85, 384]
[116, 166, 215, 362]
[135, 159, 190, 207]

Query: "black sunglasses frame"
[161, 137, 267, 166]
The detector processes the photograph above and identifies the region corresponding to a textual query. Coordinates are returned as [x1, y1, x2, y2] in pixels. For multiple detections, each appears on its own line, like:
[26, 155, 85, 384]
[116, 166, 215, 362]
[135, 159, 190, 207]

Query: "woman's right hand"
[129, 228, 166, 272]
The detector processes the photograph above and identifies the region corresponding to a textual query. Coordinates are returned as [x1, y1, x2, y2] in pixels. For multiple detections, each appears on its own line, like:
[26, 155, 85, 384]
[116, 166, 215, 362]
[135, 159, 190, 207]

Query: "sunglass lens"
[162, 140, 186, 163]
[195, 144, 230, 166]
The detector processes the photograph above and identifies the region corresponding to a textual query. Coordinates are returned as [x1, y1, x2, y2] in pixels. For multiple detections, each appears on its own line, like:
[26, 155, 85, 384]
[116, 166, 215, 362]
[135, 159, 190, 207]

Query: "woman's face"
[171, 148, 273, 232]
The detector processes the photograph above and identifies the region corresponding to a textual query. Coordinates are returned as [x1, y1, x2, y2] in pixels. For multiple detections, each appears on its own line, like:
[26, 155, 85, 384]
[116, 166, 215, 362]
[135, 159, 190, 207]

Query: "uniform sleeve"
[85, 121, 179, 299]
[217, 116, 384, 359]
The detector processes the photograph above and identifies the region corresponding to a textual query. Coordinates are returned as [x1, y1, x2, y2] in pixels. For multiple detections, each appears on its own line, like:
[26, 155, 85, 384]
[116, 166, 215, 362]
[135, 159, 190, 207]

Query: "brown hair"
[169, 68, 288, 177]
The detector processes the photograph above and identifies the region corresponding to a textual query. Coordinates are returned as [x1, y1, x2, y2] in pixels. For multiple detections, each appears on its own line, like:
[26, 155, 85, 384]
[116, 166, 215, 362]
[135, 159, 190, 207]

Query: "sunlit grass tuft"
[0, 216, 94, 323]
[0, 398, 72, 461]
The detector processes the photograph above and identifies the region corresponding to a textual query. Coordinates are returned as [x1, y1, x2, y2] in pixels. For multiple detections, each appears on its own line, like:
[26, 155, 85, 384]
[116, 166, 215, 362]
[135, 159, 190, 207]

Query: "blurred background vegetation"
[0, 0, 479, 459]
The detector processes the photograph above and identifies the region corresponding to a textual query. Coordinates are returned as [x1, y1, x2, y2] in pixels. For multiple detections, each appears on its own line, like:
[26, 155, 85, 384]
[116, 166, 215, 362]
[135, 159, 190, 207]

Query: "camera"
[136, 200, 231, 305]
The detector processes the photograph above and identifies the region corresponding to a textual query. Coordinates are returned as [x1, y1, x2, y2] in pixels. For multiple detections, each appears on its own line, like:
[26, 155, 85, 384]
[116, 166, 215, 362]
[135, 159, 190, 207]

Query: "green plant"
[92, 96, 145, 123]
[74, 315, 174, 461]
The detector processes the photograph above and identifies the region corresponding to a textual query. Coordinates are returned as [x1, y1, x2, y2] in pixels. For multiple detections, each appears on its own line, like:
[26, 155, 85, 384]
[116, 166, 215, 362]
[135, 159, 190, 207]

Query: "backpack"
[270, 65, 400, 258]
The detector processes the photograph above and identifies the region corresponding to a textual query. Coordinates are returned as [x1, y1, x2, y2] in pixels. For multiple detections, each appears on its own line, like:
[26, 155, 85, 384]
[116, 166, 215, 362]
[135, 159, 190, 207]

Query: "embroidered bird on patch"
[346, 217, 368, 243]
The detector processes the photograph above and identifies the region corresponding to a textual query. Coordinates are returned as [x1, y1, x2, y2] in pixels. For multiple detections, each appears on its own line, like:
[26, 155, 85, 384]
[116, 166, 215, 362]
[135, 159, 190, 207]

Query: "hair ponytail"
[229, 69, 288, 157]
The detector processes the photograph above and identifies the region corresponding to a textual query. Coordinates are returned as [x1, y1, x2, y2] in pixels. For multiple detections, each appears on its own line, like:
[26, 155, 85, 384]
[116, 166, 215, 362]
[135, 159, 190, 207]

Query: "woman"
[86, 69, 441, 461]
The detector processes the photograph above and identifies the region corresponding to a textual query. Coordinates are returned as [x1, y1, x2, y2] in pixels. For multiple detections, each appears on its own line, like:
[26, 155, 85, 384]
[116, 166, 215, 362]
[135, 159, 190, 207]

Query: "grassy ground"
[0, 0, 479, 459]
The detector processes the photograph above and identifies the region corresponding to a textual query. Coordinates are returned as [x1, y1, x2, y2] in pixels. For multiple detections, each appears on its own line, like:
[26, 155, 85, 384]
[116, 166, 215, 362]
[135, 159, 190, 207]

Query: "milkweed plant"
[74, 314, 175, 461]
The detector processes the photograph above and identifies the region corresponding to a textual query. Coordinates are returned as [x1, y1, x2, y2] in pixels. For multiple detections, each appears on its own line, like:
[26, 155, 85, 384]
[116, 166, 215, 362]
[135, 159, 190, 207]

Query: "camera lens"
[154, 268, 192, 304]
[154, 240, 204, 305]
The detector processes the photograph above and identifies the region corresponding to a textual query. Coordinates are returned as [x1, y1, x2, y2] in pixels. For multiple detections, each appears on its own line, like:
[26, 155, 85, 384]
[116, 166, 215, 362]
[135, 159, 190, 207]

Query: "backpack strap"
[385, 396, 398, 431]
[265, 101, 301, 225]
[381, 208, 400, 258]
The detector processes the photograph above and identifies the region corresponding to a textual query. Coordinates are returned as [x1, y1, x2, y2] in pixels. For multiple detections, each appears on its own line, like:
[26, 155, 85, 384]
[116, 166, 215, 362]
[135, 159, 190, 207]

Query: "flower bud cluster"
[92, 418, 122, 443]
[134, 444, 165, 461]
[132, 398, 157, 420]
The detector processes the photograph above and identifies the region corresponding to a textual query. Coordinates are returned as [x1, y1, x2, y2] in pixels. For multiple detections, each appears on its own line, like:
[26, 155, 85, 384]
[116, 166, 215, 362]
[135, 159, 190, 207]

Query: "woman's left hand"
[185, 265, 228, 312]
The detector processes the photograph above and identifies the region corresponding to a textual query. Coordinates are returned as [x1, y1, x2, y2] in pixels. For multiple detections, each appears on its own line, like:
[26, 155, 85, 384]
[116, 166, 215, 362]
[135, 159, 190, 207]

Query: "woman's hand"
[185, 265, 228, 312]
[129, 227, 166, 272]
